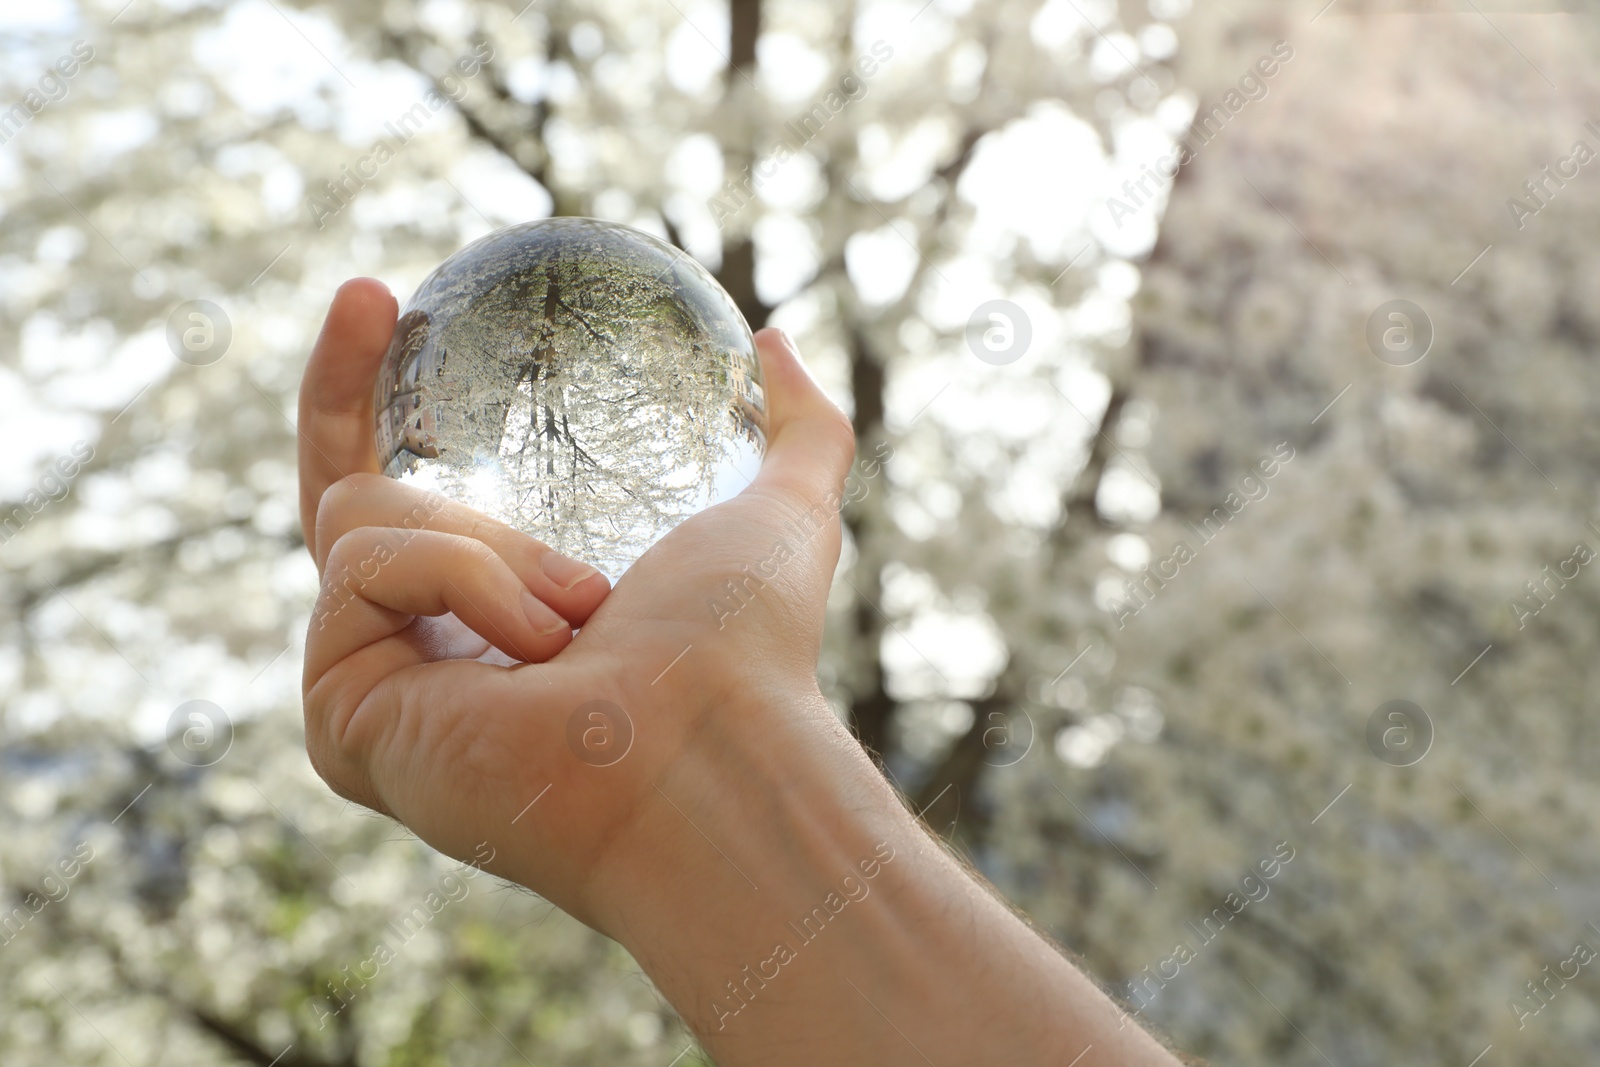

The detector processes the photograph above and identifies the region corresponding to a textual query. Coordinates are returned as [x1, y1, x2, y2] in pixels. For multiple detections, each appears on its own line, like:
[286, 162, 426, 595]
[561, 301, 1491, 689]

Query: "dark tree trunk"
[845, 325, 894, 759]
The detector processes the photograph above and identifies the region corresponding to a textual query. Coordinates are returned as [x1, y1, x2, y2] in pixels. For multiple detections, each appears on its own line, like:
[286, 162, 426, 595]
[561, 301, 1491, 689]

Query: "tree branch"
[1049, 385, 1131, 553]
[377, 27, 577, 215]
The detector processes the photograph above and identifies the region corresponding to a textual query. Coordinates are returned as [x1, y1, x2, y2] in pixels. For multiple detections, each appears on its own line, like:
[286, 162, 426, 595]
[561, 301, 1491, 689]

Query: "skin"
[298, 277, 1186, 1066]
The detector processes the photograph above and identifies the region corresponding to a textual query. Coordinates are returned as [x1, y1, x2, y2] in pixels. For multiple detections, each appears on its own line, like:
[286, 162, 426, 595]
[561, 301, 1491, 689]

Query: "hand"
[297, 277, 1185, 1066]
[297, 278, 856, 930]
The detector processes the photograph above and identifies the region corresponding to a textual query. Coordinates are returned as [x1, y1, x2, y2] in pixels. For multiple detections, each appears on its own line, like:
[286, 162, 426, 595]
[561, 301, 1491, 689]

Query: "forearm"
[292, 293, 1178, 1062]
[590, 681, 1181, 1066]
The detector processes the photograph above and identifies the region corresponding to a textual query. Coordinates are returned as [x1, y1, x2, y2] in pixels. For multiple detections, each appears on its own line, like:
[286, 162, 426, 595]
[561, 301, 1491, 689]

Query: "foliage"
[10, 0, 1597, 1064]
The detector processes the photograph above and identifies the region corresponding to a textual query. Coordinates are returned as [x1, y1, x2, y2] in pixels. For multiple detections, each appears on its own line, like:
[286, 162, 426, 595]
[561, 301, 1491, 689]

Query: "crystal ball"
[374, 218, 766, 580]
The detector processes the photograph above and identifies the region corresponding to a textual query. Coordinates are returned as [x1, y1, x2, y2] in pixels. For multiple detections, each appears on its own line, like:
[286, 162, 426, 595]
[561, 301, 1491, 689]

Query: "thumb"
[746, 327, 856, 509]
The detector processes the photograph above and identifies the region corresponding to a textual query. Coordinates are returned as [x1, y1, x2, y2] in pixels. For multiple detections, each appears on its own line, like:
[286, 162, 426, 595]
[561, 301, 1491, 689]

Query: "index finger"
[297, 278, 399, 562]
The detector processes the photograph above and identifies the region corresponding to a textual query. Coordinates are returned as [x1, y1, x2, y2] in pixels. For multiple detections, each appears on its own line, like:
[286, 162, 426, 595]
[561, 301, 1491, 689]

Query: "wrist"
[573, 675, 1180, 1065]
[582, 675, 910, 973]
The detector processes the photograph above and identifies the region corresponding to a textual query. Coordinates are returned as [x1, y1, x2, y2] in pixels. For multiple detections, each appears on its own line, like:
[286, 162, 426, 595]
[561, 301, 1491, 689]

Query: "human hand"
[297, 277, 858, 932]
[297, 277, 1185, 1067]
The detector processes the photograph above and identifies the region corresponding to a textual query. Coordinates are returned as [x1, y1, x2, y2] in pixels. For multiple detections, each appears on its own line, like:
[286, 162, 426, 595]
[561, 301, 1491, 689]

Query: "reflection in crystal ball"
[374, 218, 766, 580]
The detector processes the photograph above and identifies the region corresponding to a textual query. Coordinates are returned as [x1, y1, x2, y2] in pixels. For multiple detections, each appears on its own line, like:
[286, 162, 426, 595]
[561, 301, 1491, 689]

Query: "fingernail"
[541, 551, 599, 591]
[523, 590, 570, 636]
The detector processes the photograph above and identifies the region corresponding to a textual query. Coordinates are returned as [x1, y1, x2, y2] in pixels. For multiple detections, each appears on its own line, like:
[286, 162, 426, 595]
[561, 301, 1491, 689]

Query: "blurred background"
[5, 0, 1600, 1062]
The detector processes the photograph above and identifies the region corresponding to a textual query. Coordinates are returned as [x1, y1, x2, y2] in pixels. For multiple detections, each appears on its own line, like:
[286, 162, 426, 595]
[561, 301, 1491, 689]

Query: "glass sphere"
[374, 218, 766, 580]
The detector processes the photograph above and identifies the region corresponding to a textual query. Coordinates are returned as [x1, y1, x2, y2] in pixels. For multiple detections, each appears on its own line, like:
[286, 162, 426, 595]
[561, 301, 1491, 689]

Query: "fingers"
[315, 472, 610, 626]
[305, 657, 517, 818]
[298, 278, 399, 562]
[306, 526, 574, 683]
[747, 328, 857, 509]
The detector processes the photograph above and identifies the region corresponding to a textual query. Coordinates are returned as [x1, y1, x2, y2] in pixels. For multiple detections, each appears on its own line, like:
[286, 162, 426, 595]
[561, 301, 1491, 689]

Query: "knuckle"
[303, 731, 338, 789]
[315, 472, 382, 535]
[319, 525, 406, 598]
[821, 408, 857, 458]
[832, 409, 858, 448]
[303, 688, 382, 811]
[320, 526, 373, 575]
[409, 489, 455, 526]
[304, 735, 367, 808]
[466, 514, 505, 546]
[460, 535, 502, 570]
[301, 692, 344, 782]
[316, 473, 358, 519]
